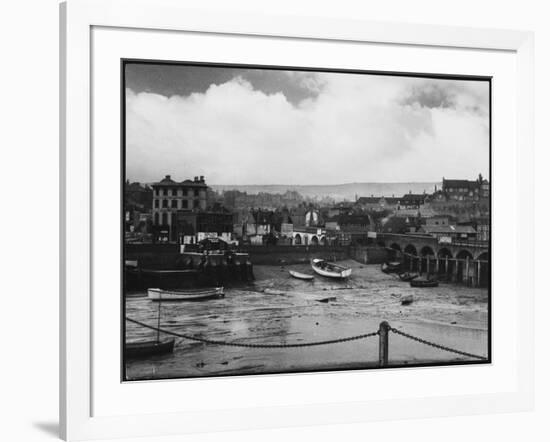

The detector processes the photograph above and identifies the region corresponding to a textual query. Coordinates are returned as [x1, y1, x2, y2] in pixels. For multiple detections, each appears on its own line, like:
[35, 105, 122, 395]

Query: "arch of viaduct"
[376, 233, 489, 287]
[376, 233, 489, 261]
[292, 232, 326, 246]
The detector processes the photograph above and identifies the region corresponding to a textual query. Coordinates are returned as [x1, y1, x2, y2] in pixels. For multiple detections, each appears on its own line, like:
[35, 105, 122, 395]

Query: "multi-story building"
[151, 175, 208, 240]
[442, 174, 490, 201]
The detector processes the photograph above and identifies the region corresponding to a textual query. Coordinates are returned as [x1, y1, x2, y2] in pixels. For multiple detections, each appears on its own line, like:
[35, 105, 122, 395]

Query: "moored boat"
[125, 338, 175, 358]
[381, 261, 402, 274]
[410, 279, 439, 288]
[289, 270, 314, 281]
[398, 272, 419, 282]
[147, 287, 224, 301]
[311, 259, 352, 279]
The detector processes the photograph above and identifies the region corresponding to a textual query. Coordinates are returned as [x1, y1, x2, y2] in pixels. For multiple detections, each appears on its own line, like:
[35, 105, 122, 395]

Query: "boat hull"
[289, 270, 314, 280]
[311, 259, 352, 279]
[147, 287, 224, 301]
[410, 280, 439, 288]
[125, 339, 175, 358]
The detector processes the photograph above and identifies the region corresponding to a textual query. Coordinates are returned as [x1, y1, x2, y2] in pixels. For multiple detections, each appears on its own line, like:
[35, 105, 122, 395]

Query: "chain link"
[126, 317, 379, 348]
[389, 327, 487, 360]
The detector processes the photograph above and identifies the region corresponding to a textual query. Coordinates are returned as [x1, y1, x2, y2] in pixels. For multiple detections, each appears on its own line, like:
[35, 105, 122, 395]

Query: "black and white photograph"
[122, 61, 491, 381]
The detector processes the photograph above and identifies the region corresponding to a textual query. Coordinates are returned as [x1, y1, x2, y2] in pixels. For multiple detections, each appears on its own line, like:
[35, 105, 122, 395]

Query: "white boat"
[289, 270, 314, 281]
[147, 287, 224, 301]
[311, 259, 352, 279]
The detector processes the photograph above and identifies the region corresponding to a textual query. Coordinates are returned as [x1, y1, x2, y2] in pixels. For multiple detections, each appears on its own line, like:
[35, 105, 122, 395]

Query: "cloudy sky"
[125, 63, 490, 185]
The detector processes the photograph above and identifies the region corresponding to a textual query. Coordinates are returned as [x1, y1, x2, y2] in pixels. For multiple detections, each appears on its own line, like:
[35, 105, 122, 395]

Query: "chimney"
[200, 175, 204, 182]
[194, 176, 198, 182]
[165, 175, 171, 180]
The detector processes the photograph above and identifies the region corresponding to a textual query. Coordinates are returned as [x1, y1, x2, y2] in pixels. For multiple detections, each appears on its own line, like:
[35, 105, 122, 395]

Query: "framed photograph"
[60, 0, 534, 440]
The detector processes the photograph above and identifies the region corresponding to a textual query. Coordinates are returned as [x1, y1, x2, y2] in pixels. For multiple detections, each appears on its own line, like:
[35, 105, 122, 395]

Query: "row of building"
[124, 174, 489, 246]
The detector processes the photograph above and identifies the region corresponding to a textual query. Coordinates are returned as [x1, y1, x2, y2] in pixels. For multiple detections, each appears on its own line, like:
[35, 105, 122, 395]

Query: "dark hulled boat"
[125, 339, 175, 358]
[410, 278, 439, 288]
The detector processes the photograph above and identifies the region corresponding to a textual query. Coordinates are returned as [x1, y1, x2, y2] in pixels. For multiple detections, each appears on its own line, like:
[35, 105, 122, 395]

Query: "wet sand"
[125, 260, 489, 380]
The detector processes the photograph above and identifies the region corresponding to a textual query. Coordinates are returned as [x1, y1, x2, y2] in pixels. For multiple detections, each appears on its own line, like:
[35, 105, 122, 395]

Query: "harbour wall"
[349, 245, 388, 265]
[125, 243, 388, 267]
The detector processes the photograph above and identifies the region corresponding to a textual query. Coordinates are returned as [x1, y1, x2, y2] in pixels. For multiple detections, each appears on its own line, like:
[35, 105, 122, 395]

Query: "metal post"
[378, 321, 390, 367]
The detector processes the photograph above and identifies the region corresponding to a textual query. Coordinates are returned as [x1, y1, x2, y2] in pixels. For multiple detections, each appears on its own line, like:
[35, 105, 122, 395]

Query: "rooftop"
[152, 175, 207, 187]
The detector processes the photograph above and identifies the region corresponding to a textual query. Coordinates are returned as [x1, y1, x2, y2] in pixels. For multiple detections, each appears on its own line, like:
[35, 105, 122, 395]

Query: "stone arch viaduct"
[376, 233, 490, 287]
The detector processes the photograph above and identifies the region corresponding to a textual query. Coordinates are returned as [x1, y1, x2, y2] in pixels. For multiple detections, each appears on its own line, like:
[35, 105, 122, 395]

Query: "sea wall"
[349, 246, 388, 264]
[239, 245, 349, 265]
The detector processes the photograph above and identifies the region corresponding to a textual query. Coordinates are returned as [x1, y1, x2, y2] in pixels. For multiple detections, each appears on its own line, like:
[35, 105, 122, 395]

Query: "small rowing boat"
[311, 259, 352, 279]
[147, 287, 224, 301]
[410, 279, 439, 288]
[289, 270, 314, 281]
[125, 339, 175, 358]
[398, 272, 419, 282]
[381, 261, 401, 274]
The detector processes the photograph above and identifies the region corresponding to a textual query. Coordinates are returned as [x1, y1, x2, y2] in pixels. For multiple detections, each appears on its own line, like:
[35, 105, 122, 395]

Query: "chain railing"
[126, 317, 379, 348]
[126, 317, 488, 364]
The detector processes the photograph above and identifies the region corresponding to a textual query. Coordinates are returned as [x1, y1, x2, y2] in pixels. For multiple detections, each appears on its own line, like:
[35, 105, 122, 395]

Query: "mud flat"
[125, 260, 489, 380]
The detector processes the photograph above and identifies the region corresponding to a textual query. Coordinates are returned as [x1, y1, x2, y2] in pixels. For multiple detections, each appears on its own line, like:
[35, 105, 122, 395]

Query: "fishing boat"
[289, 270, 314, 281]
[311, 259, 352, 279]
[398, 272, 419, 282]
[410, 279, 439, 288]
[381, 261, 401, 274]
[147, 287, 224, 301]
[125, 339, 175, 358]
[126, 291, 175, 358]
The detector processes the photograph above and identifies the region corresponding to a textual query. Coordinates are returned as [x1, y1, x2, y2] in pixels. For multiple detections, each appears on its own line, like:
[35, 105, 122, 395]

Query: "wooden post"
[378, 321, 390, 367]
[445, 256, 449, 274]
[426, 256, 430, 276]
[435, 257, 440, 274]
[477, 260, 481, 287]
[465, 256, 470, 286]
[417, 257, 421, 274]
[409, 255, 413, 271]
[453, 258, 459, 283]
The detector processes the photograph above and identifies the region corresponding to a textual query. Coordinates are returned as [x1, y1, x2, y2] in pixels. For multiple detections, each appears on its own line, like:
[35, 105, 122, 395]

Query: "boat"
[398, 272, 419, 282]
[410, 279, 439, 288]
[400, 294, 414, 305]
[311, 259, 352, 279]
[125, 338, 175, 358]
[289, 270, 314, 281]
[381, 261, 401, 274]
[147, 287, 224, 301]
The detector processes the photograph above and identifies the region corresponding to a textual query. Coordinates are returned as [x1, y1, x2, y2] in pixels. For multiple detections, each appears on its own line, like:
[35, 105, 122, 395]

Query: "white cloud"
[126, 73, 489, 184]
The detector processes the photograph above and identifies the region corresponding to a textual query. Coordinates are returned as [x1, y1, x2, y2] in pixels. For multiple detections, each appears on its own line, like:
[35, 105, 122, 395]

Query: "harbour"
[125, 259, 488, 380]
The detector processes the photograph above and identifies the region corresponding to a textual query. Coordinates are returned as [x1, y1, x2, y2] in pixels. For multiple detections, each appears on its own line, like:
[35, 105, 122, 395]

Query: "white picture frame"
[60, 0, 534, 440]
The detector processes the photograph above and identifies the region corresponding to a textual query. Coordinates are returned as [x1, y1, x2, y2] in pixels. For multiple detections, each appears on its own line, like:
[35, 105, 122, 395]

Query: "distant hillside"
[210, 182, 440, 202]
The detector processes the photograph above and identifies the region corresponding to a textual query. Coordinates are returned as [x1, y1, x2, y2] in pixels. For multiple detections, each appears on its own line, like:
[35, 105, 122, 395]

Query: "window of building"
[162, 199, 168, 208]
[154, 212, 159, 225]
[161, 212, 168, 225]
[194, 189, 200, 197]
[182, 199, 189, 209]
[194, 199, 200, 208]
[154, 199, 159, 208]
[171, 200, 178, 208]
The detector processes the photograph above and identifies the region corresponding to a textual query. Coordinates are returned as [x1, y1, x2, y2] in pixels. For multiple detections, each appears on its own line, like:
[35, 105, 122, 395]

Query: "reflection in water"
[125, 261, 488, 380]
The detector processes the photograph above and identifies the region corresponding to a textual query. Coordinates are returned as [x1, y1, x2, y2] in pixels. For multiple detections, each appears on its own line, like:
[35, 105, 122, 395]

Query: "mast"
[156, 292, 162, 343]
